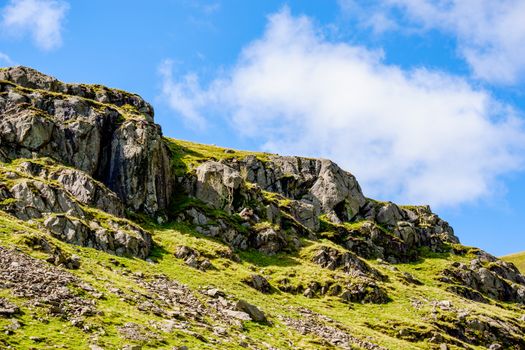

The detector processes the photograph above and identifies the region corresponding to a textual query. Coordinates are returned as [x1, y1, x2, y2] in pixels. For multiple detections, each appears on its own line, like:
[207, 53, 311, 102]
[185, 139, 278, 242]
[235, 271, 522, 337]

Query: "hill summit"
[0, 66, 524, 349]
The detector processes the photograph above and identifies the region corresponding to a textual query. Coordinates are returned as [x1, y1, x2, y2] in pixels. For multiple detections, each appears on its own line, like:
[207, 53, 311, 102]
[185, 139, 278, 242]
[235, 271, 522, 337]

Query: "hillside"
[0, 66, 524, 350]
[504, 252, 525, 274]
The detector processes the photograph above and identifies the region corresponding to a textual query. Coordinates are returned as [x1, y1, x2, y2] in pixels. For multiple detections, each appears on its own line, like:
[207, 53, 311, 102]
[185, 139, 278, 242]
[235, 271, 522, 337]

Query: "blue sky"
[1, 0, 524, 255]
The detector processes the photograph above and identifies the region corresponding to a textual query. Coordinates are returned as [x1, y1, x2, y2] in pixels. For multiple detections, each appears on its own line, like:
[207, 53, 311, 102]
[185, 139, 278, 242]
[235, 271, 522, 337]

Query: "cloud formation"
[159, 60, 208, 130]
[160, 9, 525, 208]
[1, 0, 69, 51]
[0, 52, 14, 66]
[341, 0, 525, 85]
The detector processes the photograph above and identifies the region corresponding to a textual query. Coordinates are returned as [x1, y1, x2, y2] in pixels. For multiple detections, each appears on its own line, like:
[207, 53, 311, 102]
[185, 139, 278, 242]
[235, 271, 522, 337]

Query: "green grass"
[165, 138, 273, 176]
[2, 207, 521, 349]
[502, 251, 525, 274]
[0, 146, 523, 349]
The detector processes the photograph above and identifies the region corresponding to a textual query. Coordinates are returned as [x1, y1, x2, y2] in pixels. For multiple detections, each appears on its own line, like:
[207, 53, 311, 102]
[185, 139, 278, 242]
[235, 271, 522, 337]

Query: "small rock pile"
[281, 307, 387, 350]
[0, 246, 97, 319]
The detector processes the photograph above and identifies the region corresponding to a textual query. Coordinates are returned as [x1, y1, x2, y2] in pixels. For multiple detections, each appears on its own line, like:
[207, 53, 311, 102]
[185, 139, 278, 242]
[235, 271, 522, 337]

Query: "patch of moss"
[165, 138, 272, 176]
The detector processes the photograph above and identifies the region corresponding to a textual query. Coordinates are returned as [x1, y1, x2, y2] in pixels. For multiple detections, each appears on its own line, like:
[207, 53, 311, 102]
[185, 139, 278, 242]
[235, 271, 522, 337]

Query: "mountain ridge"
[0, 66, 524, 349]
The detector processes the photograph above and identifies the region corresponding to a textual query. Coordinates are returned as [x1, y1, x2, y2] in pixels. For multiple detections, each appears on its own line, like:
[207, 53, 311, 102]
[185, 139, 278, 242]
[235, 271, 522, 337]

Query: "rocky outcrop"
[340, 280, 390, 304]
[441, 258, 525, 303]
[0, 160, 152, 258]
[193, 161, 243, 212]
[0, 66, 173, 215]
[428, 299, 525, 348]
[225, 155, 366, 223]
[166, 115, 460, 259]
[174, 245, 212, 271]
[43, 214, 152, 259]
[242, 274, 273, 294]
[312, 245, 385, 280]
[179, 156, 457, 262]
[0, 66, 177, 258]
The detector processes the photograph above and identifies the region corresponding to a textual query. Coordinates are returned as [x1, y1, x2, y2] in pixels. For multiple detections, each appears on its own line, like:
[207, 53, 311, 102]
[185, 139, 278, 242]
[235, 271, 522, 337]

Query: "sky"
[1, 0, 524, 256]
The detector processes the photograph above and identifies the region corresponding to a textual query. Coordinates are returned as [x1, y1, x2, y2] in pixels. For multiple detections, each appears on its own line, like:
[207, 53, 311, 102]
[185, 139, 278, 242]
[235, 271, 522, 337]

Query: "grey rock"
[227, 156, 366, 222]
[0, 298, 19, 316]
[340, 280, 389, 304]
[312, 245, 385, 281]
[52, 167, 124, 216]
[309, 159, 365, 221]
[443, 259, 525, 303]
[375, 202, 403, 227]
[243, 274, 272, 294]
[174, 246, 211, 271]
[42, 215, 151, 259]
[253, 227, 286, 255]
[235, 300, 267, 322]
[223, 309, 252, 321]
[287, 200, 320, 231]
[194, 161, 242, 211]
[0, 66, 173, 215]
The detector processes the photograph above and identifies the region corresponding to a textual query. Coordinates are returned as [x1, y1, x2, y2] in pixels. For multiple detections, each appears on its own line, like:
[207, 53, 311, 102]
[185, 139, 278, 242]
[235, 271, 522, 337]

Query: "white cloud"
[1, 0, 69, 51]
[0, 52, 14, 66]
[160, 9, 525, 208]
[337, 0, 399, 34]
[357, 0, 525, 85]
[159, 60, 208, 130]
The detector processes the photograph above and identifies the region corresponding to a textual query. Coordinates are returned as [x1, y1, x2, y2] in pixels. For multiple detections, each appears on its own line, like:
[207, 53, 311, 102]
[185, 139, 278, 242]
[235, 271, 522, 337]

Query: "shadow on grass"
[237, 249, 301, 268]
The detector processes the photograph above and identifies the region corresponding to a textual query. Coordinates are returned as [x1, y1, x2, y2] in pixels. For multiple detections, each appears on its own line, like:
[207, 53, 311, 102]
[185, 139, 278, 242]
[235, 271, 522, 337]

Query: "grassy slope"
[0, 139, 523, 350]
[0, 212, 492, 350]
[502, 251, 525, 274]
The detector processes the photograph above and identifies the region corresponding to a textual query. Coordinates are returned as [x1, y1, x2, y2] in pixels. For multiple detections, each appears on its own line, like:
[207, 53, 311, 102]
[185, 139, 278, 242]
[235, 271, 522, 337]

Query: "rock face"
[442, 257, 525, 303]
[226, 155, 366, 223]
[0, 66, 173, 215]
[0, 66, 176, 258]
[194, 161, 243, 212]
[179, 155, 459, 262]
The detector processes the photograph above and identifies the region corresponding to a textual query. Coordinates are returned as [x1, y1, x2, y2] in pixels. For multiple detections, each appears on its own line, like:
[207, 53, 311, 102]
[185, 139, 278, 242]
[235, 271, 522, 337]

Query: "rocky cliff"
[0, 67, 524, 350]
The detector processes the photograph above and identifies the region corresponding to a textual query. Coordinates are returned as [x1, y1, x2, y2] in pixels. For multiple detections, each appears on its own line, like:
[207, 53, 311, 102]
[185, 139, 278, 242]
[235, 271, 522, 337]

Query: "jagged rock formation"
[0, 66, 173, 258]
[1, 67, 525, 350]
[0, 66, 173, 216]
[179, 156, 458, 263]
[441, 254, 525, 304]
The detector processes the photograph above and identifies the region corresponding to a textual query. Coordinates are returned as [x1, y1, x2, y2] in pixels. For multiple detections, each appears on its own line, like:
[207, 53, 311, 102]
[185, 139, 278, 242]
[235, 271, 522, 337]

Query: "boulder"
[375, 202, 404, 227]
[235, 300, 267, 322]
[194, 161, 243, 212]
[312, 245, 385, 280]
[253, 227, 287, 255]
[340, 280, 389, 304]
[243, 274, 272, 294]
